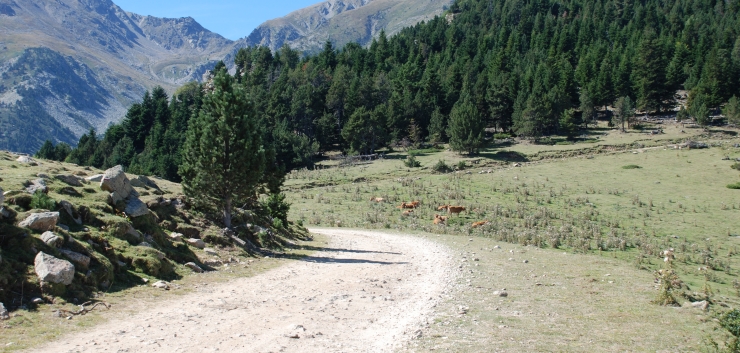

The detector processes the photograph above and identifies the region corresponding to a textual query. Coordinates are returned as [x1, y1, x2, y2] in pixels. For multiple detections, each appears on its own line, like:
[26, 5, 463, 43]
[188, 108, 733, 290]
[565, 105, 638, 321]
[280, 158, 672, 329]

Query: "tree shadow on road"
[296, 245, 402, 255]
[299, 255, 408, 265]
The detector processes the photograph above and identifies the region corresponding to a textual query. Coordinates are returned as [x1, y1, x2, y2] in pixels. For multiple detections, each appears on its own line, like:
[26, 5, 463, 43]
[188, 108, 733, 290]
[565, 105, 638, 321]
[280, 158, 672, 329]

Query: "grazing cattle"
[437, 205, 449, 211]
[472, 220, 489, 228]
[398, 201, 419, 209]
[370, 197, 385, 203]
[447, 206, 466, 215]
[433, 214, 448, 225]
[402, 210, 414, 217]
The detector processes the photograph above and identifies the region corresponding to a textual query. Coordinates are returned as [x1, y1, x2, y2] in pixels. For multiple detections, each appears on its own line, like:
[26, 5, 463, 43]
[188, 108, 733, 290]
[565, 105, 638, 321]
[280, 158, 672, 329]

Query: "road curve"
[28, 229, 455, 353]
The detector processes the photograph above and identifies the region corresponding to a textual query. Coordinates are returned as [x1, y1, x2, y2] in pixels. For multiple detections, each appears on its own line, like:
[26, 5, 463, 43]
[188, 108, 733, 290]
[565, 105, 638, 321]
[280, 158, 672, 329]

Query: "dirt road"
[29, 229, 455, 353]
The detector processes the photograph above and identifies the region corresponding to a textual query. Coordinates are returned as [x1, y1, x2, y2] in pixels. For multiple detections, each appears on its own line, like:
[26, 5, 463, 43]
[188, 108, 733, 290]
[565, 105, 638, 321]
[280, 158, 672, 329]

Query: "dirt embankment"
[27, 229, 456, 353]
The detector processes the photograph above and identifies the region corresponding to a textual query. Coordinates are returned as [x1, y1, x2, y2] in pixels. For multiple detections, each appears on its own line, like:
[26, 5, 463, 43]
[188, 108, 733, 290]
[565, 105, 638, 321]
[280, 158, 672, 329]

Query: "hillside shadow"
[478, 150, 529, 162]
[295, 245, 402, 255]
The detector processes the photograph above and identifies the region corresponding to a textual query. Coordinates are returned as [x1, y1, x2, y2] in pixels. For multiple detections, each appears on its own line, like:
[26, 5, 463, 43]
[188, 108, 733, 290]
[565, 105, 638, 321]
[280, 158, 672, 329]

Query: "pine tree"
[613, 96, 635, 132]
[180, 70, 266, 228]
[447, 93, 484, 155]
[428, 108, 447, 144]
[559, 108, 579, 140]
[723, 96, 740, 126]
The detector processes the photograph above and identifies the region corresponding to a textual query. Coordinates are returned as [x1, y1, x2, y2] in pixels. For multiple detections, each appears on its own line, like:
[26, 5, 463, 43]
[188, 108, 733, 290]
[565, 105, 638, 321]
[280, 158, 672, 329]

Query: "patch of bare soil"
[27, 229, 455, 353]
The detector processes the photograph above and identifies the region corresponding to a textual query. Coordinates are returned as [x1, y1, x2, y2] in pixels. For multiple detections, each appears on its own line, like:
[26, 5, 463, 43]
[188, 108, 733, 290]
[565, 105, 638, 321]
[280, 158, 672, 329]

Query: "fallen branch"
[56, 301, 111, 317]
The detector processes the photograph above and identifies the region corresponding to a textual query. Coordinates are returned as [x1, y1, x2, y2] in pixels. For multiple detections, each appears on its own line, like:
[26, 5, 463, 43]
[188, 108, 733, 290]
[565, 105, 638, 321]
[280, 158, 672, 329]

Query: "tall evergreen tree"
[447, 92, 484, 154]
[180, 70, 266, 228]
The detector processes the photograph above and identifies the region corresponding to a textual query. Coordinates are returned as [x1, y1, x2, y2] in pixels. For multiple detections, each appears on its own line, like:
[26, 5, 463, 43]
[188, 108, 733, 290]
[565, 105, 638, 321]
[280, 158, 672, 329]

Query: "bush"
[432, 159, 452, 173]
[493, 132, 511, 140]
[622, 164, 642, 169]
[456, 161, 467, 170]
[263, 192, 290, 222]
[272, 218, 284, 230]
[30, 192, 56, 210]
[727, 182, 740, 190]
[731, 163, 740, 171]
[403, 155, 421, 168]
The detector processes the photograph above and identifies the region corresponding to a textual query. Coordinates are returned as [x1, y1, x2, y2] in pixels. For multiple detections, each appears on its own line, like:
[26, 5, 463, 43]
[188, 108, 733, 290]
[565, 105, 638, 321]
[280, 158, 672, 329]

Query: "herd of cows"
[370, 197, 489, 228]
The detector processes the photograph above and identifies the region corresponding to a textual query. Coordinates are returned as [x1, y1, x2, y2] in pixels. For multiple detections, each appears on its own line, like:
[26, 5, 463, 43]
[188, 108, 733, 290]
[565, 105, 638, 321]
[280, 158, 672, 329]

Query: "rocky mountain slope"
[243, 0, 454, 53]
[0, 0, 237, 153]
[0, 0, 453, 154]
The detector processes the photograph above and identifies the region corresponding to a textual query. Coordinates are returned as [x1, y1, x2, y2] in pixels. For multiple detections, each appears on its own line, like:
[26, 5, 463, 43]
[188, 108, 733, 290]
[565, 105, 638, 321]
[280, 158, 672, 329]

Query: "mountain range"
[0, 0, 451, 153]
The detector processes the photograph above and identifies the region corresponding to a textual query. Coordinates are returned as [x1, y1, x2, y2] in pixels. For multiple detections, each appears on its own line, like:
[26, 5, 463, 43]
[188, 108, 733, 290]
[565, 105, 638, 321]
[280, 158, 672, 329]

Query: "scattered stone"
[690, 300, 709, 311]
[16, 156, 35, 164]
[58, 186, 83, 197]
[0, 303, 8, 320]
[285, 324, 306, 339]
[186, 238, 205, 249]
[124, 197, 149, 217]
[151, 281, 169, 289]
[493, 290, 508, 297]
[100, 165, 137, 199]
[169, 232, 183, 241]
[493, 245, 500, 249]
[0, 187, 3, 205]
[458, 305, 469, 314]
[184, 262, 204, 273]
[31, 298, 44, 305]
[85, 174, 104, 182]
[523, 259, 529, 263]
[59, 249, 91, 269]
[684, 141, 708, 149]
[41, 231, 64, 247]
[59, 200, 82, 225]
[141, 278, 149, 283]
[54, 175, 83, 187]
[25, 179, 48, 194]
[34, 252, 75, 285]
[19, 212, 59, 231]
[203, 259, 223, 267]
[204, 248, 218, 256]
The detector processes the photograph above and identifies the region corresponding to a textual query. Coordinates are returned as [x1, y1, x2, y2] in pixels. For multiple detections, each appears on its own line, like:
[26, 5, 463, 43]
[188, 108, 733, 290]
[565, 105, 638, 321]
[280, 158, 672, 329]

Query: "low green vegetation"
[285, 126, 740, 349]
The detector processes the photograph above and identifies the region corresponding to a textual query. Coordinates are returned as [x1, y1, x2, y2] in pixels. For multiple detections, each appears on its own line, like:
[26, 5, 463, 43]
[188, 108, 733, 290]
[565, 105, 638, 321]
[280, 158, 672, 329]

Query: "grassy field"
[284, 122, 740, 350]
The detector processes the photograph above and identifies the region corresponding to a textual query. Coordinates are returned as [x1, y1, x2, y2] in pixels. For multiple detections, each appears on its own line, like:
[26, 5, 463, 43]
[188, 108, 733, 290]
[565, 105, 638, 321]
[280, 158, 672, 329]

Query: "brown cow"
[433, 214, 448, 225]
[410, 201, 421, 208]
[447, 206, 466, 215]
[437, 205, 449, 211]
[402, 210, 414, 217]
[398, 202, 417, 209]
[370, 197, 385, 202]
[472, 220, 489, 228]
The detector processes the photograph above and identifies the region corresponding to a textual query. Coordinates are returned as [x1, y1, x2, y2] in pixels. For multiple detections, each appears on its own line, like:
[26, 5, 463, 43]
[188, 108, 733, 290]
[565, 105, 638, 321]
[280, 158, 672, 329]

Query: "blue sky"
[115, 0, 321, 40]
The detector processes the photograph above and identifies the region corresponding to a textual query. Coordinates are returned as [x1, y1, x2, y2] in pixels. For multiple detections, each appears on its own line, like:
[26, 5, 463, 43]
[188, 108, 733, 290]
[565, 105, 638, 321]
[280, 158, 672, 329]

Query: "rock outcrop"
[18, 212, 59, 231]
[41, 231, 64, 247]
[34, 252, 75, 285]
[100, 165, 150, 218]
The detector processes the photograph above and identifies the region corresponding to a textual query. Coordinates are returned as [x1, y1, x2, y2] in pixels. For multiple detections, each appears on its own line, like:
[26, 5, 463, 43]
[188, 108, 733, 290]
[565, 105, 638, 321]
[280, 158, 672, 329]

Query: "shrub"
[263, 192, 290, 222]
[30, 192, 56, 210]
[731, 163, 740, 171]
[622, 164, 642, 169]
[403, 155, 421, 168]
[727, 182, 740, 190]
[432, 159, 452, 173]
[272, 218, 284, 230]
[456, 161, 467, 170]
[493, 132, 511, 140]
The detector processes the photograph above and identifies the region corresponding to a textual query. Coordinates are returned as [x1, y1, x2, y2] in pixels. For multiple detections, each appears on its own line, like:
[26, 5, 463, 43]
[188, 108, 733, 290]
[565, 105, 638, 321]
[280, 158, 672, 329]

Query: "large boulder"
[124, 197, 149, 218]
[85, 174, 104, 182]
[59, 249, 91, 269]
[18, 212, 59, 231]
[41, 231, 64, 247]
[16, 155, 35, 164]
[0, 187, 4, 205]
[100, 165, 137, 199]
[34, 252, 75, 285]
[25, 179, 48, 194]
[186, 238, 206, 249]
[59, 200, 82, 225]
[54, 175, 83, 187]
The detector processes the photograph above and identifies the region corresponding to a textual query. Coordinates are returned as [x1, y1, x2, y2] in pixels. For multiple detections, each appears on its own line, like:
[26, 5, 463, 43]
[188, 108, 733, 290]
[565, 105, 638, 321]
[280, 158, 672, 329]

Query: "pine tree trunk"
[224, 196, 232, 228]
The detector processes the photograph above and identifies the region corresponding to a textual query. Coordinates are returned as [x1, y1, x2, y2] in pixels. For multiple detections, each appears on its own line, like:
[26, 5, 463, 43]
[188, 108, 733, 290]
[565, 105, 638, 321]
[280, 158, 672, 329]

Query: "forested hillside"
[45, 0, 740, 178]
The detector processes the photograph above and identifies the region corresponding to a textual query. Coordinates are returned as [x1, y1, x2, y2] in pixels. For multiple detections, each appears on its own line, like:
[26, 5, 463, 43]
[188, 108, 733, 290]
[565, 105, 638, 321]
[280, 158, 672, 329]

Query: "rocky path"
[29, 229, 455, 353]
